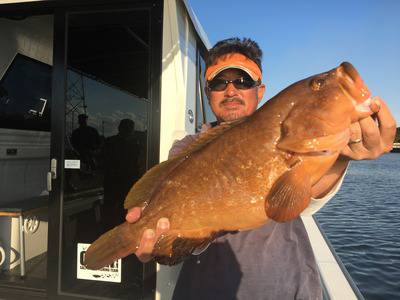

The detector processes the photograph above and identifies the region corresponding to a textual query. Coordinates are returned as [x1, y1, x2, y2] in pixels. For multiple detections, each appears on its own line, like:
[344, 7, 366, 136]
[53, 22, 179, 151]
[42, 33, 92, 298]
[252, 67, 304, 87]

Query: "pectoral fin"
[265, 163, 311, 222]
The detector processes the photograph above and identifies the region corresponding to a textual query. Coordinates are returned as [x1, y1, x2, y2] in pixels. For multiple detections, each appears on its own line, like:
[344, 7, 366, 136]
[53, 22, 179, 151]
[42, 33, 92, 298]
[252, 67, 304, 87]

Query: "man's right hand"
[125, 207, 170, 263]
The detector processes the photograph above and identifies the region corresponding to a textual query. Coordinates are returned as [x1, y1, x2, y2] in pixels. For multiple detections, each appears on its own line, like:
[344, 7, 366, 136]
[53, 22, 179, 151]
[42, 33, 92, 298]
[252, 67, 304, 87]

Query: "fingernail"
[367, 97, 381, 113]
[158, 218, 169, 230]
[374, 99, 381, 109]
[145, 229, 155, 238]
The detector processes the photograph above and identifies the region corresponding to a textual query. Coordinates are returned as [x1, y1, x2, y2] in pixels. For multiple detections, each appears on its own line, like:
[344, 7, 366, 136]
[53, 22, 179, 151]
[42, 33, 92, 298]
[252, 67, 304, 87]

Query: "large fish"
[85, 62, 374, 269]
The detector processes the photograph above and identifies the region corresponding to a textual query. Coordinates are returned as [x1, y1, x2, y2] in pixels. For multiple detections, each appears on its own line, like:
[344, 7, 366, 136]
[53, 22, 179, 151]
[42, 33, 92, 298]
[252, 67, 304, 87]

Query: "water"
[316, 153, 400, 300]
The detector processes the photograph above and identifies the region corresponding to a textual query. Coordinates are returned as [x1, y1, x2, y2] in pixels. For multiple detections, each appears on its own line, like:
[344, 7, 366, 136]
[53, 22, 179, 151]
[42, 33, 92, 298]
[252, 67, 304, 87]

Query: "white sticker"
[65, 159, 81, 169]
[77, 243, 121, 283]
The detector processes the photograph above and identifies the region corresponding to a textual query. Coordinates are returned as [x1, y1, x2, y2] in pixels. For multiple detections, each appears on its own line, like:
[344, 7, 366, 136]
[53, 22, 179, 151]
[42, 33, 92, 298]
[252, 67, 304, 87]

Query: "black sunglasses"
[207, 77, 260, 92]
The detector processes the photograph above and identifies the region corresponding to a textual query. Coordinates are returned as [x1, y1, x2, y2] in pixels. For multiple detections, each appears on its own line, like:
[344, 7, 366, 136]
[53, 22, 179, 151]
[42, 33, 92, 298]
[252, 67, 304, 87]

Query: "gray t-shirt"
[172, 219, 322, 300]
[169, 132, 323, 300]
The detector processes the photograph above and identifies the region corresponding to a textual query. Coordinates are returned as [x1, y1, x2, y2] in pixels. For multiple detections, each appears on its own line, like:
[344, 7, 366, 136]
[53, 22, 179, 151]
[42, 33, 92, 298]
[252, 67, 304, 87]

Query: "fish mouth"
[337, 62, 371, 104]
[337, 62, 376, 118]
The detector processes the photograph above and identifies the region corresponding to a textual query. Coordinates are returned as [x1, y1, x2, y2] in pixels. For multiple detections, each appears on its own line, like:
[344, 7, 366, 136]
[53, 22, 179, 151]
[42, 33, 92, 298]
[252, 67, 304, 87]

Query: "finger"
[358, 116, 381, 152]
[340, 145, 356, 159]
[349, 122, 362, 142]
[341, 123, 368, 160]
[155, 218, 170, 238]
[135, 218, 170, 263]
[374, 98, 397, 150]
[346, 123, 367, 159]
[369, 96, 381, 114]
[125, 207, 142, 223]
[136, 229, 156, 263]
[342, 142, 369, 160]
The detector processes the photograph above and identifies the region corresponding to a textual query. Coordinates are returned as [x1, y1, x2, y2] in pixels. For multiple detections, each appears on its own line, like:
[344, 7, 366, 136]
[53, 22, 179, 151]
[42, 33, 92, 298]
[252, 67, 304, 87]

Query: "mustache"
[221, 98, 245, 105]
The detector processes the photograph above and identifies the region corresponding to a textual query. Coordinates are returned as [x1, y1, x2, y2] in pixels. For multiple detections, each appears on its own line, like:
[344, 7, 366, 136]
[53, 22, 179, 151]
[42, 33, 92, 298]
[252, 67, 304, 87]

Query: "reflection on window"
[65, 68, 149, 195]
[0, 54, 51, 131]
[62, 9, 151, 298]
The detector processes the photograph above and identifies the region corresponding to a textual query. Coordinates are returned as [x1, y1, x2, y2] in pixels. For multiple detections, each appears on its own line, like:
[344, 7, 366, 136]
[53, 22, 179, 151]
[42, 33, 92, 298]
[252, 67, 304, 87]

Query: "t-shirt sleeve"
[168, 134, 198, 159]
[301, 166, 348, 216]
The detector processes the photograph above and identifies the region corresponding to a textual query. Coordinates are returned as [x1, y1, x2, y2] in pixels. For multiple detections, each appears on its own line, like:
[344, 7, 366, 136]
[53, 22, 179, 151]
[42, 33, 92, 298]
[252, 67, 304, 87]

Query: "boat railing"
[302, 215, 365, 300]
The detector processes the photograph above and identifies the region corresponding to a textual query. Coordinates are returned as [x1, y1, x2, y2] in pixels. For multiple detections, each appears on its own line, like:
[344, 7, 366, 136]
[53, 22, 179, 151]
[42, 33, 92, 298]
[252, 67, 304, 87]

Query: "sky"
[67, 70, 149, 137]
[188, 0, 400, 125]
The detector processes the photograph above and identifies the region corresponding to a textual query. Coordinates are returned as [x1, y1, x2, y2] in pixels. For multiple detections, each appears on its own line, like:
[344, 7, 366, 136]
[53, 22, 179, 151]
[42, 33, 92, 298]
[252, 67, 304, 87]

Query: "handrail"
[312, 216, 365, 300]
[302, 215, 365, 300]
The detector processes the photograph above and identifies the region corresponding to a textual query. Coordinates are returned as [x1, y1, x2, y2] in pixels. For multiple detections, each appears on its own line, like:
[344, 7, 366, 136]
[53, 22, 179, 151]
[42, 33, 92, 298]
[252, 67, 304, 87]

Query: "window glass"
[0, 54, 51, 131]
[0, 14, 53, 292]
[60, 10, 150, 299]
[196, 50, 216, 133]
[196, 51, 204, 132]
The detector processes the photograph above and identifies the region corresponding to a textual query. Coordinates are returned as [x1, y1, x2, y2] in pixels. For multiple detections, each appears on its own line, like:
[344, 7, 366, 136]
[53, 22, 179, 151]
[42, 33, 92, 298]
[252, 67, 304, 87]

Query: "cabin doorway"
[57, 8, 152, 299]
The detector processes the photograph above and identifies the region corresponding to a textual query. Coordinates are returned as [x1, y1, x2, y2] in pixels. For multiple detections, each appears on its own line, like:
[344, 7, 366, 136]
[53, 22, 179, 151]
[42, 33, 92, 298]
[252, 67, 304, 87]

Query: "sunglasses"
[207, 77, 260, 92]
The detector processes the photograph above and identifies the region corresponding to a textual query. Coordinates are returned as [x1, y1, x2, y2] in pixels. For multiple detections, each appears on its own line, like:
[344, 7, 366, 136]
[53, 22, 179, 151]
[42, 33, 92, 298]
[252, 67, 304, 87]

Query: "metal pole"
[19, 215, 26, 277]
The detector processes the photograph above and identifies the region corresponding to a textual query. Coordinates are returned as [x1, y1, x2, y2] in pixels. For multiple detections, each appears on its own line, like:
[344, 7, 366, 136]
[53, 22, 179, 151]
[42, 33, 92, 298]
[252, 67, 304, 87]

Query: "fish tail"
[84, 222, 140, 270]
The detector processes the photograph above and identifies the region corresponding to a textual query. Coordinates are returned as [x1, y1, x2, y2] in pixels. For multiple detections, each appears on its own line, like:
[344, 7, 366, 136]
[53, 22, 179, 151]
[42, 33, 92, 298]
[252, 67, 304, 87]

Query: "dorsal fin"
[171, 118, 245, 159]
[124, 157, 183, 209]
[124, 119, 245, 209]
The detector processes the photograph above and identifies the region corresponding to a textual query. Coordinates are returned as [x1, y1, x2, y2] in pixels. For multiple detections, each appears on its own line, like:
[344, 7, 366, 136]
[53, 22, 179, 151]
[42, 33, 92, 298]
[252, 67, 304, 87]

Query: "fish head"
[277, 62, 372, 155]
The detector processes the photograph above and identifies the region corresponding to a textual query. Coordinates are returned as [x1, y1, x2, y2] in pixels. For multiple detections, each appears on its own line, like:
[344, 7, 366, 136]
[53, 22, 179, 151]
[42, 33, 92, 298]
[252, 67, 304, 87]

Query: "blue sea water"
[316, 153, 400, 300]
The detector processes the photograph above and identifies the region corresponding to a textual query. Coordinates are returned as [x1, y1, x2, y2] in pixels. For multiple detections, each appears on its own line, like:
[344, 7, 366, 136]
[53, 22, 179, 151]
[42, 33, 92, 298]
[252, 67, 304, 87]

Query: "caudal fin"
[84, 222, 139, 270]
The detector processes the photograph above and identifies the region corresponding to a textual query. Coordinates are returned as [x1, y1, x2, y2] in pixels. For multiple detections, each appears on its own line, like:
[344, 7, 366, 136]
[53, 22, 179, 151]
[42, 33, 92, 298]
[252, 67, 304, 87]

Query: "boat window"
[0, 54, 52, 131]
[0, 14, 53, 292]
[196, 48, 216, 132]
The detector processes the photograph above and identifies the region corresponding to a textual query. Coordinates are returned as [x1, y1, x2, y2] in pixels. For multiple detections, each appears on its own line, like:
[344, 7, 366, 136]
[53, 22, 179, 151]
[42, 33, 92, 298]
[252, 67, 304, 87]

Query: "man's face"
[206, 69, 266, 122]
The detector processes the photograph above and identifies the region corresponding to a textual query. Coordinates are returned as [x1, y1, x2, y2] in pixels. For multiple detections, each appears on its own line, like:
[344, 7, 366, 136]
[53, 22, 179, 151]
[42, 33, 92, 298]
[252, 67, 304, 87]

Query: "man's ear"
[257, 83, 266, 104]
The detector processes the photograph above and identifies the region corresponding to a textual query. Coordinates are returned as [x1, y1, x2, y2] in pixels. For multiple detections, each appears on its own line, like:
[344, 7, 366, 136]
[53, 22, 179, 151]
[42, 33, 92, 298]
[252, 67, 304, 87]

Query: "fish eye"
[310, 78, 326, 91]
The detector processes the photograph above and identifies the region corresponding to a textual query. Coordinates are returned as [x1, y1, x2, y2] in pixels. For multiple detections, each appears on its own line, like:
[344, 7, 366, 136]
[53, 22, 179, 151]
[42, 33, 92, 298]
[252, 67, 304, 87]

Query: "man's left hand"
[311, 97, 396, 199]
[341, 97, 397, 160]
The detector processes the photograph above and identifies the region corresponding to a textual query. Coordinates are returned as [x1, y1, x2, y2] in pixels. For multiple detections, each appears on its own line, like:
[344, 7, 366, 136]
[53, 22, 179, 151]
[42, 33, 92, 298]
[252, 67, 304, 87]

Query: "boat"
[0, 0, 364, 299]
[391, 142, 400, 153]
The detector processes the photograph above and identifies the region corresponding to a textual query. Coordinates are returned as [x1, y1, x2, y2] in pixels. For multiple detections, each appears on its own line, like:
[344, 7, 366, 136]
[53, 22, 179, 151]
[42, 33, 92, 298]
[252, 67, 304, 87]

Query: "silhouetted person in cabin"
[71, 114, 100, 174]
[102, 119, 141, 231]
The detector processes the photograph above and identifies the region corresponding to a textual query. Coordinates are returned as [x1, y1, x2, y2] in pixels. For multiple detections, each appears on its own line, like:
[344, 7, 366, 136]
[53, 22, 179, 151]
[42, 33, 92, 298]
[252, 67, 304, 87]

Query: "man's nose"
[224, 82, 239, 97]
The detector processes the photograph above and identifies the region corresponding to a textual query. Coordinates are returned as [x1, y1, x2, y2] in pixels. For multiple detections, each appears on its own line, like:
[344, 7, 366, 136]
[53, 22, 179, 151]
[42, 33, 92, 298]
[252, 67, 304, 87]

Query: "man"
[71, 114, 101, 173]
[126, 38, 396, 299]
[102, 119, 141, 230]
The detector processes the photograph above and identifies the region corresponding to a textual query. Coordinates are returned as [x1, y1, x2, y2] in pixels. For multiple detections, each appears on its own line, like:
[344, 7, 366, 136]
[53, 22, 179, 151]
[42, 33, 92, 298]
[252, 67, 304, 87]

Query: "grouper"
[84, 62, 375, 269]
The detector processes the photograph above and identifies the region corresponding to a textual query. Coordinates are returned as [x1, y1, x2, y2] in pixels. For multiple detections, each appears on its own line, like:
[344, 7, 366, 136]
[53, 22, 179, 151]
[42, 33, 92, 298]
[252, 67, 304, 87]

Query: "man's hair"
[206, 37, 263, 72]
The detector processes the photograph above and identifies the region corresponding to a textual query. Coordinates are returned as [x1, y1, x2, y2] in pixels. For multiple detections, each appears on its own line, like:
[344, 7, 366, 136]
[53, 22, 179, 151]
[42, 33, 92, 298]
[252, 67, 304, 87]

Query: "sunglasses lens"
[208, 79, 227, 91]
[233, 78, 256, 89]
[208, 77, 257, 91]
